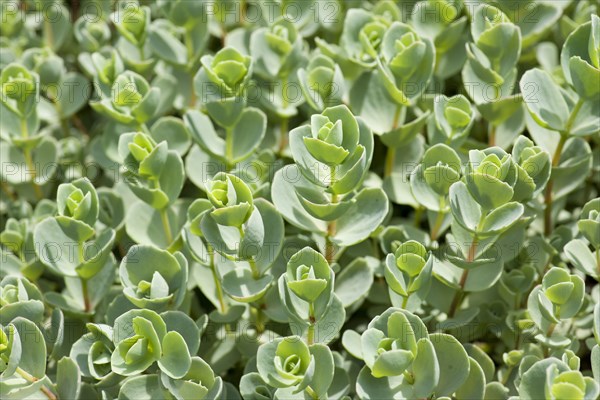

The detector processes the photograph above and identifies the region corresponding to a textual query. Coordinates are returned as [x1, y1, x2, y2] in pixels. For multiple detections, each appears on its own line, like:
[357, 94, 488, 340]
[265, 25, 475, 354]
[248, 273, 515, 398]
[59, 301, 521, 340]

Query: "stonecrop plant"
[1, 1, 599, 399]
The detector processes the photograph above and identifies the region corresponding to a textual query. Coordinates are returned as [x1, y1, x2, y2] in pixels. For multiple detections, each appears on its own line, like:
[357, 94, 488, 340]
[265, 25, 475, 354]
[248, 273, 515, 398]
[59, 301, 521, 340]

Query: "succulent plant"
[1, 2, 598, 399]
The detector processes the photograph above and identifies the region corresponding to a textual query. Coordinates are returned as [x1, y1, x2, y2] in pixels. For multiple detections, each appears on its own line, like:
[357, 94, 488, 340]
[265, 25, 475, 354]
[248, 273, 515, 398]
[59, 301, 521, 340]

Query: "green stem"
[384, 105, 403, 178]
[148, 175, 174, 246]
[447, 233, 479, 318]
[43, 17, 55, 49]
[81, 278, 91, 312]
[278, 74, 290, 155]
[544, 98, 584, 236]
[184, 29, 198, 107]
[77, 242, 92, 312]
[253, 305, 265, 333]
[249, 258, 260, 279]
[307, 302, 316, 345]
[413, 207, 424, 228]
[430, 209, 447, 241]
[237, 226, 260, 279]
[544, 323, 557, 357]
[160, 207, 174, 246]
[325, 167, 338, 263]
[501, 366, 515, 386]
[20, 117, 43, 200]
[488, 123, 496, 147]
[208, 244, 227, 313]
[139, 123, 151, 135]
[543, 133, 568, 236]
[225, 126, 234, 170]
[239, 0, 247, 25]
[401, 295, 409, 309]
[1, 179, 16, 201]
[184, 28, 195, 64]
[305, 386, 319, 400]
[384, 147, 396, 178]
[15, 367, 57, 400]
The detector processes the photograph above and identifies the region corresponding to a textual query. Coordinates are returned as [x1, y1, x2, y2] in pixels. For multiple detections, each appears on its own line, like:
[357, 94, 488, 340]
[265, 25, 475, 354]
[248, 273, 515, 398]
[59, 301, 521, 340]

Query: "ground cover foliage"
[1, 0, 599, 399]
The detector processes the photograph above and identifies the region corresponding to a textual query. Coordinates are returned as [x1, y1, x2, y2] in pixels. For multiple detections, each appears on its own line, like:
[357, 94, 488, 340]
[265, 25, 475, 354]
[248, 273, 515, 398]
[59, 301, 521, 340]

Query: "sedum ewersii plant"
[0, 1, 598, 399]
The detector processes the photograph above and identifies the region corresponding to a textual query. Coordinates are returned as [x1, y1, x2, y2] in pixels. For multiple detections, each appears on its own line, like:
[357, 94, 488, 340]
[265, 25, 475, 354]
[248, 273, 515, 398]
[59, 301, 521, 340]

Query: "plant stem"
[305, 385, 319, 400]
[81, 278, 91, 312]
[225, 126, 234, 170]
[71, 114, 89, 136]
[544, 323, 556, 357]
[184, 28, 195, 63]
[160, 207, 174, 245]
[307, 302, 316, 345]
[1, 180, 16, 201]
[253, 304, 265, 333]
[43, 17, 55, 49]
[413, 206, 424, 228]
[184, 28, 198, 107]
[430, 209, 447, 241]
[384, 147, 396, 178]
[77, 242, 92, 312]
[544, 98, 584, 236]
[239, 0, 247, 26]
[543, 134, 567, 236]
[207, 244, 227, 313]
[488, 123, 496, 147]
[278, 74, 290, 155]
[248, 258, 260, 279]
[15, 367, 57, 400]
[447, 234, 478, 318]
[20, 117, 43, 200]
[384, 105, 403, 178]
[325, 167, 338, 263]
[501, 366, 515, 386]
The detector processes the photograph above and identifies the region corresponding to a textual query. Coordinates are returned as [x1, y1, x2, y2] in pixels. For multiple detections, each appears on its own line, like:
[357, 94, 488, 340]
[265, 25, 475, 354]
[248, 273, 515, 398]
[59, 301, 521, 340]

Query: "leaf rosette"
[384, 240, 432, 298]
[298, 54, 345, 111]
[160, 356, 223, 400]
[119, 245, 188, 311]
[377, 22, 435, 105]
[519, 358, 599, 400]
[34, 178, 116, 279]
[561, 15, 600, 99]
[360, 308, 434, 379]
[0, 276, 44, 325]
[279, 247, 334, 321]
[111, 4, 150, 48]
[511, 136, 551, 202]
[0, 63, 39, 119]
[92, 71, 159, 124]
[56, 178, 99, 227]
[428, 95, 475, 148]
[111, 309, 192, 379]
[119, 132, 168, 179]
[250, 17, 304, 79]
[70, 323, 115, 380]
[465, 148, 517, 211]
[206, 172, 254, 228]
[197, 47, 252, 100]
[290, 105, 372, 195]
[577, 197, 600, 248]
[257, 336, 315, 390]
[74, 17, 111, 52]
[411, 143, 462, 211]
[528, 267, 585, 330]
